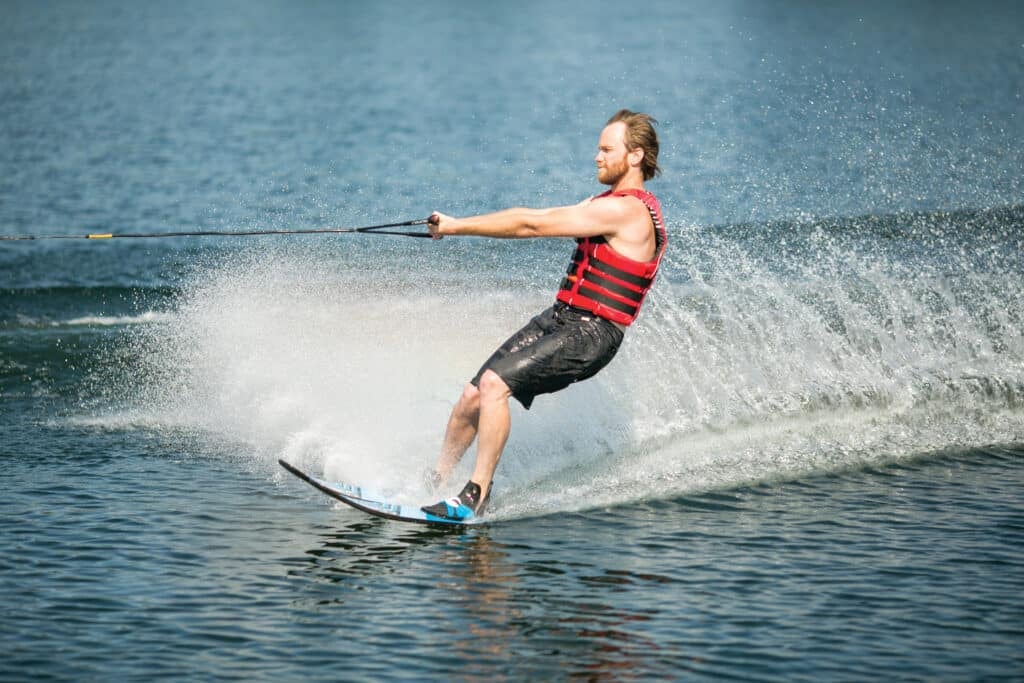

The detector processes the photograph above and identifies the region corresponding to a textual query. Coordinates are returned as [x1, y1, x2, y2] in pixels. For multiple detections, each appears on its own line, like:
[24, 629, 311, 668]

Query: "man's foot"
[421, 480, 490, 521]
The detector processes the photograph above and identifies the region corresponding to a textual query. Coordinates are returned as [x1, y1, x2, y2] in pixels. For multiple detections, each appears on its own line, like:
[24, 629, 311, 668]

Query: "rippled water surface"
[3, 439, 1022, 681]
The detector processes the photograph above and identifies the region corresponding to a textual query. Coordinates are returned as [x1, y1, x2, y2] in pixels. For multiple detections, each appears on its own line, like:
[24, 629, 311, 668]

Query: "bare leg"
[470, 370, 513, 502]
[434, 382, 481, 480]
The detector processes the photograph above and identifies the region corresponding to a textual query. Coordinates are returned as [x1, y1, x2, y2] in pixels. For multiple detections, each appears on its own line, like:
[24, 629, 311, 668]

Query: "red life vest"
[556, 189, 666, 326]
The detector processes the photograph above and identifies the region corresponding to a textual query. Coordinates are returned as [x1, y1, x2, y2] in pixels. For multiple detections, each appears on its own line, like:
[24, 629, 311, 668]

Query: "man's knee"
[478, 370, 512, 400]
[455, 382, 481, 415]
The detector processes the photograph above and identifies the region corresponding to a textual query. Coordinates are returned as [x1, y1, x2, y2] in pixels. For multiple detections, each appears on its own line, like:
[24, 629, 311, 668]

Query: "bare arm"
[429, 195, 643, 242]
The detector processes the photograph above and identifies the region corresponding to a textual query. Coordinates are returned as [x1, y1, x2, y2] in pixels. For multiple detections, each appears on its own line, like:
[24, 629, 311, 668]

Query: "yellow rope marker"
[87, 234, 114, 239]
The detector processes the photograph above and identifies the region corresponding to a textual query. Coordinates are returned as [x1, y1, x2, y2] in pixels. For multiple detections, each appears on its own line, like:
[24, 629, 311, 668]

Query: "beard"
[597, 156, 630, 185]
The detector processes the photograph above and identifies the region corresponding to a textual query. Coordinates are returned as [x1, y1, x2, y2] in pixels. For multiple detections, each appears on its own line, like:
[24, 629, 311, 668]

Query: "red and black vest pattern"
[556, 189, 666, 326]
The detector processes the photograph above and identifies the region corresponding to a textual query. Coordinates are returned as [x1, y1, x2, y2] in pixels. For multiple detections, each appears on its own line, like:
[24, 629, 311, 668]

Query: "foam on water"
[55, 312, 172, 327]
[91, 209, 1024, 517]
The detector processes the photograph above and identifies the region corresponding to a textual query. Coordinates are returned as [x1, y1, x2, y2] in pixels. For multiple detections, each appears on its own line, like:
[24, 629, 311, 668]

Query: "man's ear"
[629, 147, 645, 168]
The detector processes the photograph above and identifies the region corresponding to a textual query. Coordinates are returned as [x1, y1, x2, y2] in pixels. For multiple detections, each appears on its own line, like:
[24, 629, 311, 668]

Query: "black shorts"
[471, 303, 625, 409]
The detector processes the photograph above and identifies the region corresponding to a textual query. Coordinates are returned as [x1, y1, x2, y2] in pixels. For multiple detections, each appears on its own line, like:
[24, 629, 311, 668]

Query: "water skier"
[422, 110, 666, 521]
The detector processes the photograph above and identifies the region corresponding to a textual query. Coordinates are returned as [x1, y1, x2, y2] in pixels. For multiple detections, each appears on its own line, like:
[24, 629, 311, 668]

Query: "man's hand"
[428, 212, 453, 240]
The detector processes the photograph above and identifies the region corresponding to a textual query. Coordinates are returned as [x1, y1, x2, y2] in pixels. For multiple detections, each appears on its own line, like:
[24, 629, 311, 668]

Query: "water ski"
[278, 459, 480, 526]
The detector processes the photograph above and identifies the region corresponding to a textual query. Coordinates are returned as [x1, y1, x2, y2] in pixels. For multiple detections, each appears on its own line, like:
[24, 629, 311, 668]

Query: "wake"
[87, 207, 1024, 517]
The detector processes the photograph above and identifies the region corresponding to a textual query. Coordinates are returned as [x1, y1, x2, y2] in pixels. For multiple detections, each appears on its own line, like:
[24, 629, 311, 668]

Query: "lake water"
[2, 1, 1022, 680]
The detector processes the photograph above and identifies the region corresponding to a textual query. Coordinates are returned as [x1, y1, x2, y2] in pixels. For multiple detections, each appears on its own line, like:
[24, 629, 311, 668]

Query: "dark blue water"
[2, 1, 1023, 681]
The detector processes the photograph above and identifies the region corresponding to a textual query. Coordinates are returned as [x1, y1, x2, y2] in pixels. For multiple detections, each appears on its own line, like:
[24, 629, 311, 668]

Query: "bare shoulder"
[587, 192, 653, 238]
[593, 192, 657, 260]
[589, 192, 651, 240]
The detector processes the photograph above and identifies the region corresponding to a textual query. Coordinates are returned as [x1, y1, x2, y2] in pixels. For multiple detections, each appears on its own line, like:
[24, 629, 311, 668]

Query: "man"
[421, 109, 666, 522]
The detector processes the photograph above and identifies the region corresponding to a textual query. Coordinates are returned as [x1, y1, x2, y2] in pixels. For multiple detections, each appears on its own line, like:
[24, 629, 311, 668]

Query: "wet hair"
[606, 109, 661, 180]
